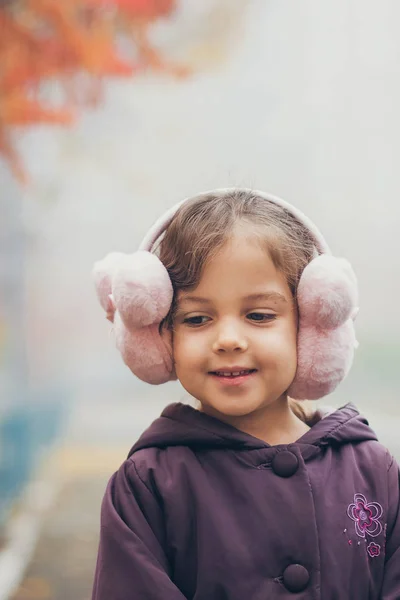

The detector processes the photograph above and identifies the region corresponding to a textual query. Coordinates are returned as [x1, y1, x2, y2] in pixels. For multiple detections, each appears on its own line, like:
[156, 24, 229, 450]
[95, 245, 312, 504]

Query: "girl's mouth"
[209, 369, 257, 386]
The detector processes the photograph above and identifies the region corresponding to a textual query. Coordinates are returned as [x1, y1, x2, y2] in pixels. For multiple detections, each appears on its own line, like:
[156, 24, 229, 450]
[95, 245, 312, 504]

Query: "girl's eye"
[247, 312, 276, 322]
[183, 316, 210, 326]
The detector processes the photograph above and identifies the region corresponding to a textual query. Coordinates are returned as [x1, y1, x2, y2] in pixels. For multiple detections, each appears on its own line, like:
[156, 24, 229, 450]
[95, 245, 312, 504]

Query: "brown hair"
[154, 189, 317, 423]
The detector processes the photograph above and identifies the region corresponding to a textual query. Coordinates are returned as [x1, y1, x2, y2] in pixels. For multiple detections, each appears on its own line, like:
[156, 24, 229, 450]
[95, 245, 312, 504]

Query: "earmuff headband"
[138, 188, 331, 255]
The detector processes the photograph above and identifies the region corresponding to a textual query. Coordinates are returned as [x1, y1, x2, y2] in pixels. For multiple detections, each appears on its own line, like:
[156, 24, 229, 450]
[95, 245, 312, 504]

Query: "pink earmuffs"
[92, 189, 359, 400]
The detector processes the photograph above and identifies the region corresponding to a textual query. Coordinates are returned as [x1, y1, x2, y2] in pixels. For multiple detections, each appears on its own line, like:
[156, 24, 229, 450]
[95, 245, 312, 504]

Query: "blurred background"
[1, 0, 400, 598]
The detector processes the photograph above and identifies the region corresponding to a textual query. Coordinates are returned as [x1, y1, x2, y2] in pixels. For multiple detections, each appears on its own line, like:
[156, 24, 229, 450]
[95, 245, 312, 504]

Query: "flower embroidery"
[347, 493, 383, 538]
[367, 542, 381, 558]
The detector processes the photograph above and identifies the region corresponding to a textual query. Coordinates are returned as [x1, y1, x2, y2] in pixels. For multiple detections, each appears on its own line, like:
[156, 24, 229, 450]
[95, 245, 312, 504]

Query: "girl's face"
[172, 233, 298, 422]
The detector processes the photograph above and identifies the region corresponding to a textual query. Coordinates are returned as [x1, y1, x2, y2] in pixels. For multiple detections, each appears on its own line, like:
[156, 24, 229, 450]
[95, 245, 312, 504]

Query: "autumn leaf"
[0, 91, 75, 126]
[0, 0, 187, 184]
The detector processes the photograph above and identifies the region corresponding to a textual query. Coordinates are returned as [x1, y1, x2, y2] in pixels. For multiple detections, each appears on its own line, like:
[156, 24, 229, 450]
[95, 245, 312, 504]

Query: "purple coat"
[92, 403, 400, 599]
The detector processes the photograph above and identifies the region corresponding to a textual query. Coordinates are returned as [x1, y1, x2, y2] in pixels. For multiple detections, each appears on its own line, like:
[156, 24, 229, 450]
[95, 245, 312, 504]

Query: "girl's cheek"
[175, 333, 207, 367]
[172, 329, 193, 358]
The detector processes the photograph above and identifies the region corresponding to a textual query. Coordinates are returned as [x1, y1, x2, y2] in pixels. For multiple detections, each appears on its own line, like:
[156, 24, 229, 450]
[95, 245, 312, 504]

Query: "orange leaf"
[0, 127, 29, 184]
[0, 91, 74, 126]
[113, 0, 175, 19]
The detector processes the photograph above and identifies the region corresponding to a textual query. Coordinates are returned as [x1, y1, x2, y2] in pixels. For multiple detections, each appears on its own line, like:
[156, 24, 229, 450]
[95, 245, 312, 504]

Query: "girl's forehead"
[205, 233, 271, 270]
[178, 235, 292, 304]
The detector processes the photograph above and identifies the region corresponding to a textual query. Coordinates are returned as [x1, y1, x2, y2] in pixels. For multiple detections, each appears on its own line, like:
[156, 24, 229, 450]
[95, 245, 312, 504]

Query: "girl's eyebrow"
[179, 292, 288, 306]
[177, 296, 210, 306]
[244, 292, 288, 304]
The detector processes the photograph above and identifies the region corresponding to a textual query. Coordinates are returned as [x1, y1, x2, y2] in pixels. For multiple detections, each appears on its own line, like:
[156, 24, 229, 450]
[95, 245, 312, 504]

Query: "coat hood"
[128, 402, 377, 457]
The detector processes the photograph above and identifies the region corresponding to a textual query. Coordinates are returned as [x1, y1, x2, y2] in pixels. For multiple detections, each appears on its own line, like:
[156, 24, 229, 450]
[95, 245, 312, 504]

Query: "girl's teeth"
[216, 370, 251, 377]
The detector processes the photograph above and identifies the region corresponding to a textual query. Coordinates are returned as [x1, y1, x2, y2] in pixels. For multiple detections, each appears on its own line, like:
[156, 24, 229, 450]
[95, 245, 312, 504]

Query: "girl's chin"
[200, 399, 266, 419]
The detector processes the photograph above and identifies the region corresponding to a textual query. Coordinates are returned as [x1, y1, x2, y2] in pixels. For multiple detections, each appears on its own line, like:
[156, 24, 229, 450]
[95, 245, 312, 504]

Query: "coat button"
[271, 451, 299, 477]
[282, 564, 310, 593]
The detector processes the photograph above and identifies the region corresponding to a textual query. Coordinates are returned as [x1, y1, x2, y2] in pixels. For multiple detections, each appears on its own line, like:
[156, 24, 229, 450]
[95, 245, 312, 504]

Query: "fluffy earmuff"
[287, 255, 358, 400]
[93, 251, 176, 384]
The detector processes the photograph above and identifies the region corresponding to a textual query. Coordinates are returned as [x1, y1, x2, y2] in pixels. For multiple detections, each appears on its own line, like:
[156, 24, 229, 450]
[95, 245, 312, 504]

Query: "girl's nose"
[212, 321, 248, 354]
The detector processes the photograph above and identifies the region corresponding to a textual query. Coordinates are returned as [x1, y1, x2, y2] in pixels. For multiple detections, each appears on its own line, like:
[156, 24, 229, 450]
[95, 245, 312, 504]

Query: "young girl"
[91, 189, 400, 599]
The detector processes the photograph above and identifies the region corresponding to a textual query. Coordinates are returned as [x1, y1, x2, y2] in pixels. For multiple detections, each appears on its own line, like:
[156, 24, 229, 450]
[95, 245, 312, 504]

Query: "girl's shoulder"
[347, 438, 398, 495]
[350, 437, 395, 467]
[125, 444, 195, 494]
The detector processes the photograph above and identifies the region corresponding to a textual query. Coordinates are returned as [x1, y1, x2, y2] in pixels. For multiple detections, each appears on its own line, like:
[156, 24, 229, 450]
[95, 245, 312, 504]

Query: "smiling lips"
[209, 368, 257, 385]
[210, 369, 257, 387]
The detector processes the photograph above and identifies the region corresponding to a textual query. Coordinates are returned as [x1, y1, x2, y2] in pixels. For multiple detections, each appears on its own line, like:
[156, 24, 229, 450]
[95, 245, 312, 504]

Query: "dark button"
[271, 451, 299, 477]
[282, 564, 310, 593]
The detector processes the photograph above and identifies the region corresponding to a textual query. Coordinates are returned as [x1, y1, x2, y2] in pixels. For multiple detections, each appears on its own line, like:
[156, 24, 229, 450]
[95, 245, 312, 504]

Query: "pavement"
[8, 468, 108, 600]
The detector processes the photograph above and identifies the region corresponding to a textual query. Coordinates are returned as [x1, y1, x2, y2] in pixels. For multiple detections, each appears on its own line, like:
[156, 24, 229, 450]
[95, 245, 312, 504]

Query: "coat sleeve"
[92, 458, 187, 600]
[380, 454, 400, 599]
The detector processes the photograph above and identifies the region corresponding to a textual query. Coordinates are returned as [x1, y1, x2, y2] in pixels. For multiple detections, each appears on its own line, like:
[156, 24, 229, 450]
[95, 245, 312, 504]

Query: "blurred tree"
[0, 0, 185, 183]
